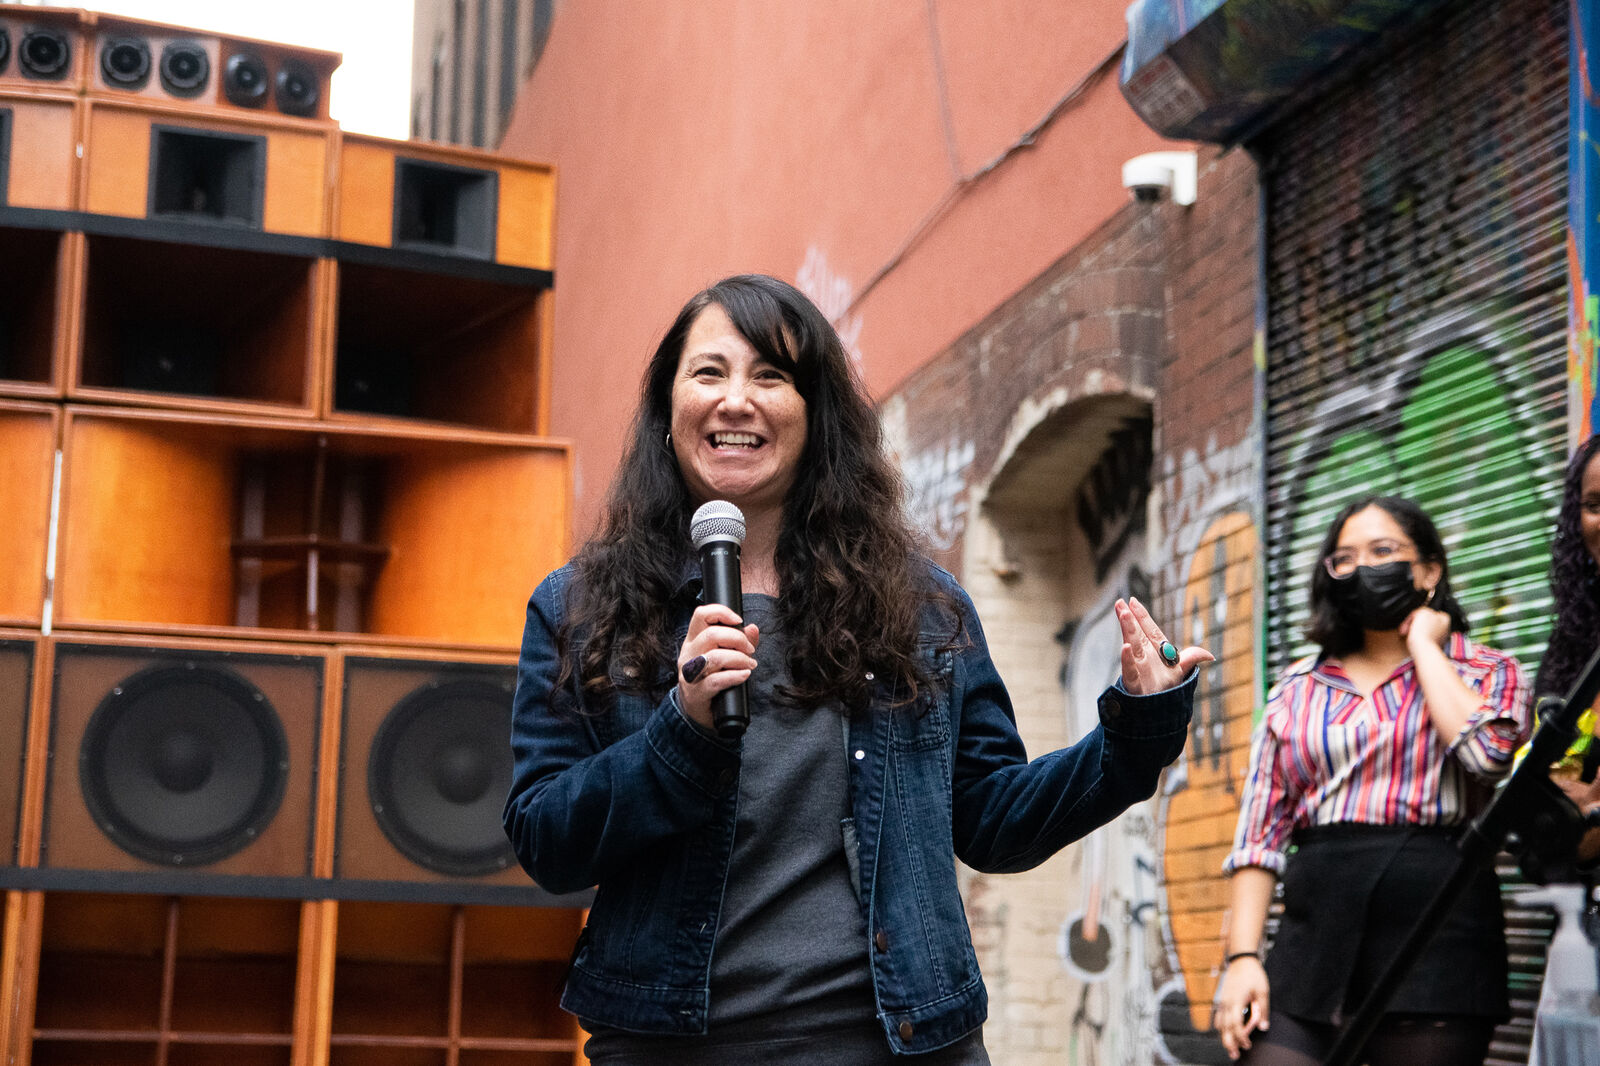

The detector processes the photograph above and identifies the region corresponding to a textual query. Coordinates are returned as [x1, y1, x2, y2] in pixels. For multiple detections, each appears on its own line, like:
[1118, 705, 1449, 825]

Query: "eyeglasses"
[1323, 538, 1415, 578]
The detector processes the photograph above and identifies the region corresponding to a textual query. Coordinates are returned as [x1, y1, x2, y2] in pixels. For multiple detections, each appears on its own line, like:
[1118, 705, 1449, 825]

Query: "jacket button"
[874, 929, 889, 953]
[898, 1020, 914, 1041]
[717, 768, 736, 786]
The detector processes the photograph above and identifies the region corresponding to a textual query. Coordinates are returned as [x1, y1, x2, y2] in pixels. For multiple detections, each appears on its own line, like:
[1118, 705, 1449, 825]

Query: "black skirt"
[1264, 823, 1509, 1025]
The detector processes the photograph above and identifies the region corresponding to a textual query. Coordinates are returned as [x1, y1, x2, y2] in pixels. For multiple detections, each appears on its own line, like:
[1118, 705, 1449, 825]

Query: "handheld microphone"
[690, 500, 748, 739]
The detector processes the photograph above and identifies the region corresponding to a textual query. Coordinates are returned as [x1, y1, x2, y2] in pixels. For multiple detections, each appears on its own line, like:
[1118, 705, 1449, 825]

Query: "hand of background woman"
[1214, 956, 1270, 1060]
[676, 603, 760, 731]
[1400, 604, 1452, 652]
[1115, 597, 1215, 695]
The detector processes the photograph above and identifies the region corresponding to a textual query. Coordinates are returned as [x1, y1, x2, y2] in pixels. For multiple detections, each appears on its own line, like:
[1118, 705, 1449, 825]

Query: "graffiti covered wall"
[880, 144, 1262, 1065]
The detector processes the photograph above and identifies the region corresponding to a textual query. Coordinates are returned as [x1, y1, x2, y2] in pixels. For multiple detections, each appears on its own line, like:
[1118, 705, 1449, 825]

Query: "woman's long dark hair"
[562, 274, 951, 710]
[1535, 435, 1600, 697]
[1304, 495, 1469, 657]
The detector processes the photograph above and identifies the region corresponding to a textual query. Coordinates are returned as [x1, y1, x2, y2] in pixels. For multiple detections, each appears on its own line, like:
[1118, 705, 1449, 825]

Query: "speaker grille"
[366, 677, 515, 878]
[78, 662, 289, 867]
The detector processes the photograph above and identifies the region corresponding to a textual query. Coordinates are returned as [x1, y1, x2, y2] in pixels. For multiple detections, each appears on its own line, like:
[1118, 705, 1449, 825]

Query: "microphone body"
[690, 501, 749, 739]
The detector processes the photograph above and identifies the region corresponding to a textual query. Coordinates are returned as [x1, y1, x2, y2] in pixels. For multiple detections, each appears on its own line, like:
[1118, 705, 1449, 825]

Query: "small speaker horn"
[159, 41, 209, 97]
[18, 29, 70, 81]
[100, 36, 151, 90]
[274, 60, 319, 117]
[223, 52, 267, 107]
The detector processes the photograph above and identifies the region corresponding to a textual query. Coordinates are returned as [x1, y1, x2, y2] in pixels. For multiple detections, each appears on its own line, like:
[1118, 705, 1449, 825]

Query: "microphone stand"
[1321, 643, 1600, 1066]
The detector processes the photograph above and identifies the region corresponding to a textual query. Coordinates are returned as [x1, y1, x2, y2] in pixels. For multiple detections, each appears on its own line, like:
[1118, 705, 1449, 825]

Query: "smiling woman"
[502, 274, 1211, 1064]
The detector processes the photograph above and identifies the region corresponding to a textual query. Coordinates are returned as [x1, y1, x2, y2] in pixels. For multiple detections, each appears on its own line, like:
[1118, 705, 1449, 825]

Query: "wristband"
[1224, 950, 1260, 966]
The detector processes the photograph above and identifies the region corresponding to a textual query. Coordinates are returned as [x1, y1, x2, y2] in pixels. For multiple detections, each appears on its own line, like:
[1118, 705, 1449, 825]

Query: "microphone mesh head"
[691, 500, 746, 548]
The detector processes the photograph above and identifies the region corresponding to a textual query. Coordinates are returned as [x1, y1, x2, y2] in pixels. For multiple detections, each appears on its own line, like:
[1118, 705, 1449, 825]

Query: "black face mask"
[1329, 560, 1429, 631]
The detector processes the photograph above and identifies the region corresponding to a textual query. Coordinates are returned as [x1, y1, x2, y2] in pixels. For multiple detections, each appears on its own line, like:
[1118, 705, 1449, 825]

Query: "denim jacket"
[504, 561, 1196, 1055]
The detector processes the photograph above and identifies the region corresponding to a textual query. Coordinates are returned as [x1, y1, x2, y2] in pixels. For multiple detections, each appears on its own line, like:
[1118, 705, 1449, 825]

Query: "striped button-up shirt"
[1225, 632, 1530, 875]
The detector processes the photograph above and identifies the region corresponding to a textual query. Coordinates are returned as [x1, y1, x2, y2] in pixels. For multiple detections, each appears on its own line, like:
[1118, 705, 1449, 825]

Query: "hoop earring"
[665, 430, 672, 448]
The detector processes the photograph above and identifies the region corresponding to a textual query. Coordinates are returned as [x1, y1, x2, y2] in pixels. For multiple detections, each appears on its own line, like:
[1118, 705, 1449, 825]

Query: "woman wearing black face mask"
[1212, 496, 1531, 1066]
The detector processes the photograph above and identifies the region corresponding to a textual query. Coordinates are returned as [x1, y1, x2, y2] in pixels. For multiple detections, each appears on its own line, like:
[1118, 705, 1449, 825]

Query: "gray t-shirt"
[584, 596, 988, 1064]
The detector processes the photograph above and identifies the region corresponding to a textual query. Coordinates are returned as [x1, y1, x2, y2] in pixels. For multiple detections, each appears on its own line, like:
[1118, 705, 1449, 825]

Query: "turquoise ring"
[1158, 640, 1179, 667]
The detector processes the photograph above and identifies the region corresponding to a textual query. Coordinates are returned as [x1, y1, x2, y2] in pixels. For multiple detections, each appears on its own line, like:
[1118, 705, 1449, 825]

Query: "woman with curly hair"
[1534, 433, 1600, 863]
[1213, 496, 1531, 1066]
[503, 274, 1209, 1063]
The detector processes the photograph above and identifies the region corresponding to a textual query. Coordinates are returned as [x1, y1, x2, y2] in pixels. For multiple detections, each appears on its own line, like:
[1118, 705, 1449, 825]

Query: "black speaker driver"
[19, 29, 70, 80]
[0, 29, 11, 73]
[222, 52, 267, 107]
[159, 41, 209, 97]
[273, 61, 319, 117]
[99, 36, 150, 89]
[79, 662, 289, 867]
[367, 678, 516, 878]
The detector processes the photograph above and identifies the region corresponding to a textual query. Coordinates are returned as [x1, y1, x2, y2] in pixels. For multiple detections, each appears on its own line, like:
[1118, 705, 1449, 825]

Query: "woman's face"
[1582, 451, 1600, 567]
[669, 303, 808, 517]
[1331, 505, 1441, 593]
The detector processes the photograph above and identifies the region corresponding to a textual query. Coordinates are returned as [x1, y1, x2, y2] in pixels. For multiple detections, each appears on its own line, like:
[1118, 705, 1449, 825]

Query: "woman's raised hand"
[676, 603, 760, 731]
[1115, 597, 1214, 695]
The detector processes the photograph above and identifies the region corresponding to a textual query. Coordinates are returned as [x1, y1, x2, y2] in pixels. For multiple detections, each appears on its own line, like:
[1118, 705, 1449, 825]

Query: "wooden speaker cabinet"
[326, 135, 554, 435]
[0, 402, 56, 625]
[71, 230, 326, 414]
[85, 13, 338, 123]
[0, 7, 83, 95]
[25, 891, 308, 1066]
[54, 406, 570, 647]
[327, 900, 584, 1066]
[327, 259, 549, 434]
[0, 91, 79, 212]
[332, 649, 531, 900]
[81, 98, 332, 238]
[37, 635, 326, 892]
[333, 135, 553, 271]
[0, 224, 76, 399]
[0, 634, 39, 879]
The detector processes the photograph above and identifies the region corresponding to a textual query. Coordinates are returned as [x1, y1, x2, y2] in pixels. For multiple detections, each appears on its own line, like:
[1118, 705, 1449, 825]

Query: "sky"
[38, 0, 416, 139]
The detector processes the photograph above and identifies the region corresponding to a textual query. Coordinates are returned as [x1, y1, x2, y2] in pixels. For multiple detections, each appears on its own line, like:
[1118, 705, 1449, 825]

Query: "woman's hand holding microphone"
[676, 603, 760, 732]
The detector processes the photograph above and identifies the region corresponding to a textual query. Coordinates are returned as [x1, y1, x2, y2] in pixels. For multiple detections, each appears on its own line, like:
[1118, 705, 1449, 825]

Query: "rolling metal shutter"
[1257, 0, 1569, 1061]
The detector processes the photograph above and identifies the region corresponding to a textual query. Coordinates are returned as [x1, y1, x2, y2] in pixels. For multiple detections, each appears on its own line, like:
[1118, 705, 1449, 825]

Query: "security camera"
[1121, 151, 1197, 206]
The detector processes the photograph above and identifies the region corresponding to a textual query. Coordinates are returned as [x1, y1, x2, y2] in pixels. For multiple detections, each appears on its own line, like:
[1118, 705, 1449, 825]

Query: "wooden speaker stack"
[0, 6, 584, 1065]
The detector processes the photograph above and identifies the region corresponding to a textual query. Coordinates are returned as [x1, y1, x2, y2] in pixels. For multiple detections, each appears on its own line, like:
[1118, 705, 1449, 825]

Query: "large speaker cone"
[79, 663, 289, 867]
[273, 61, 319, 117]
[367, 679, 515, 877]
[19, 29, 70, 80]
[222, 52, 267, 107]
[99, 36, 151, 90]
[0, 29, 11, 72]
[159, 41, 209, 97]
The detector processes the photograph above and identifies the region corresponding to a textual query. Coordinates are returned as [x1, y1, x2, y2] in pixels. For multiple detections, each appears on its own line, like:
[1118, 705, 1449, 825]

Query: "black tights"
[1241, 1011, 1496, 1066]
